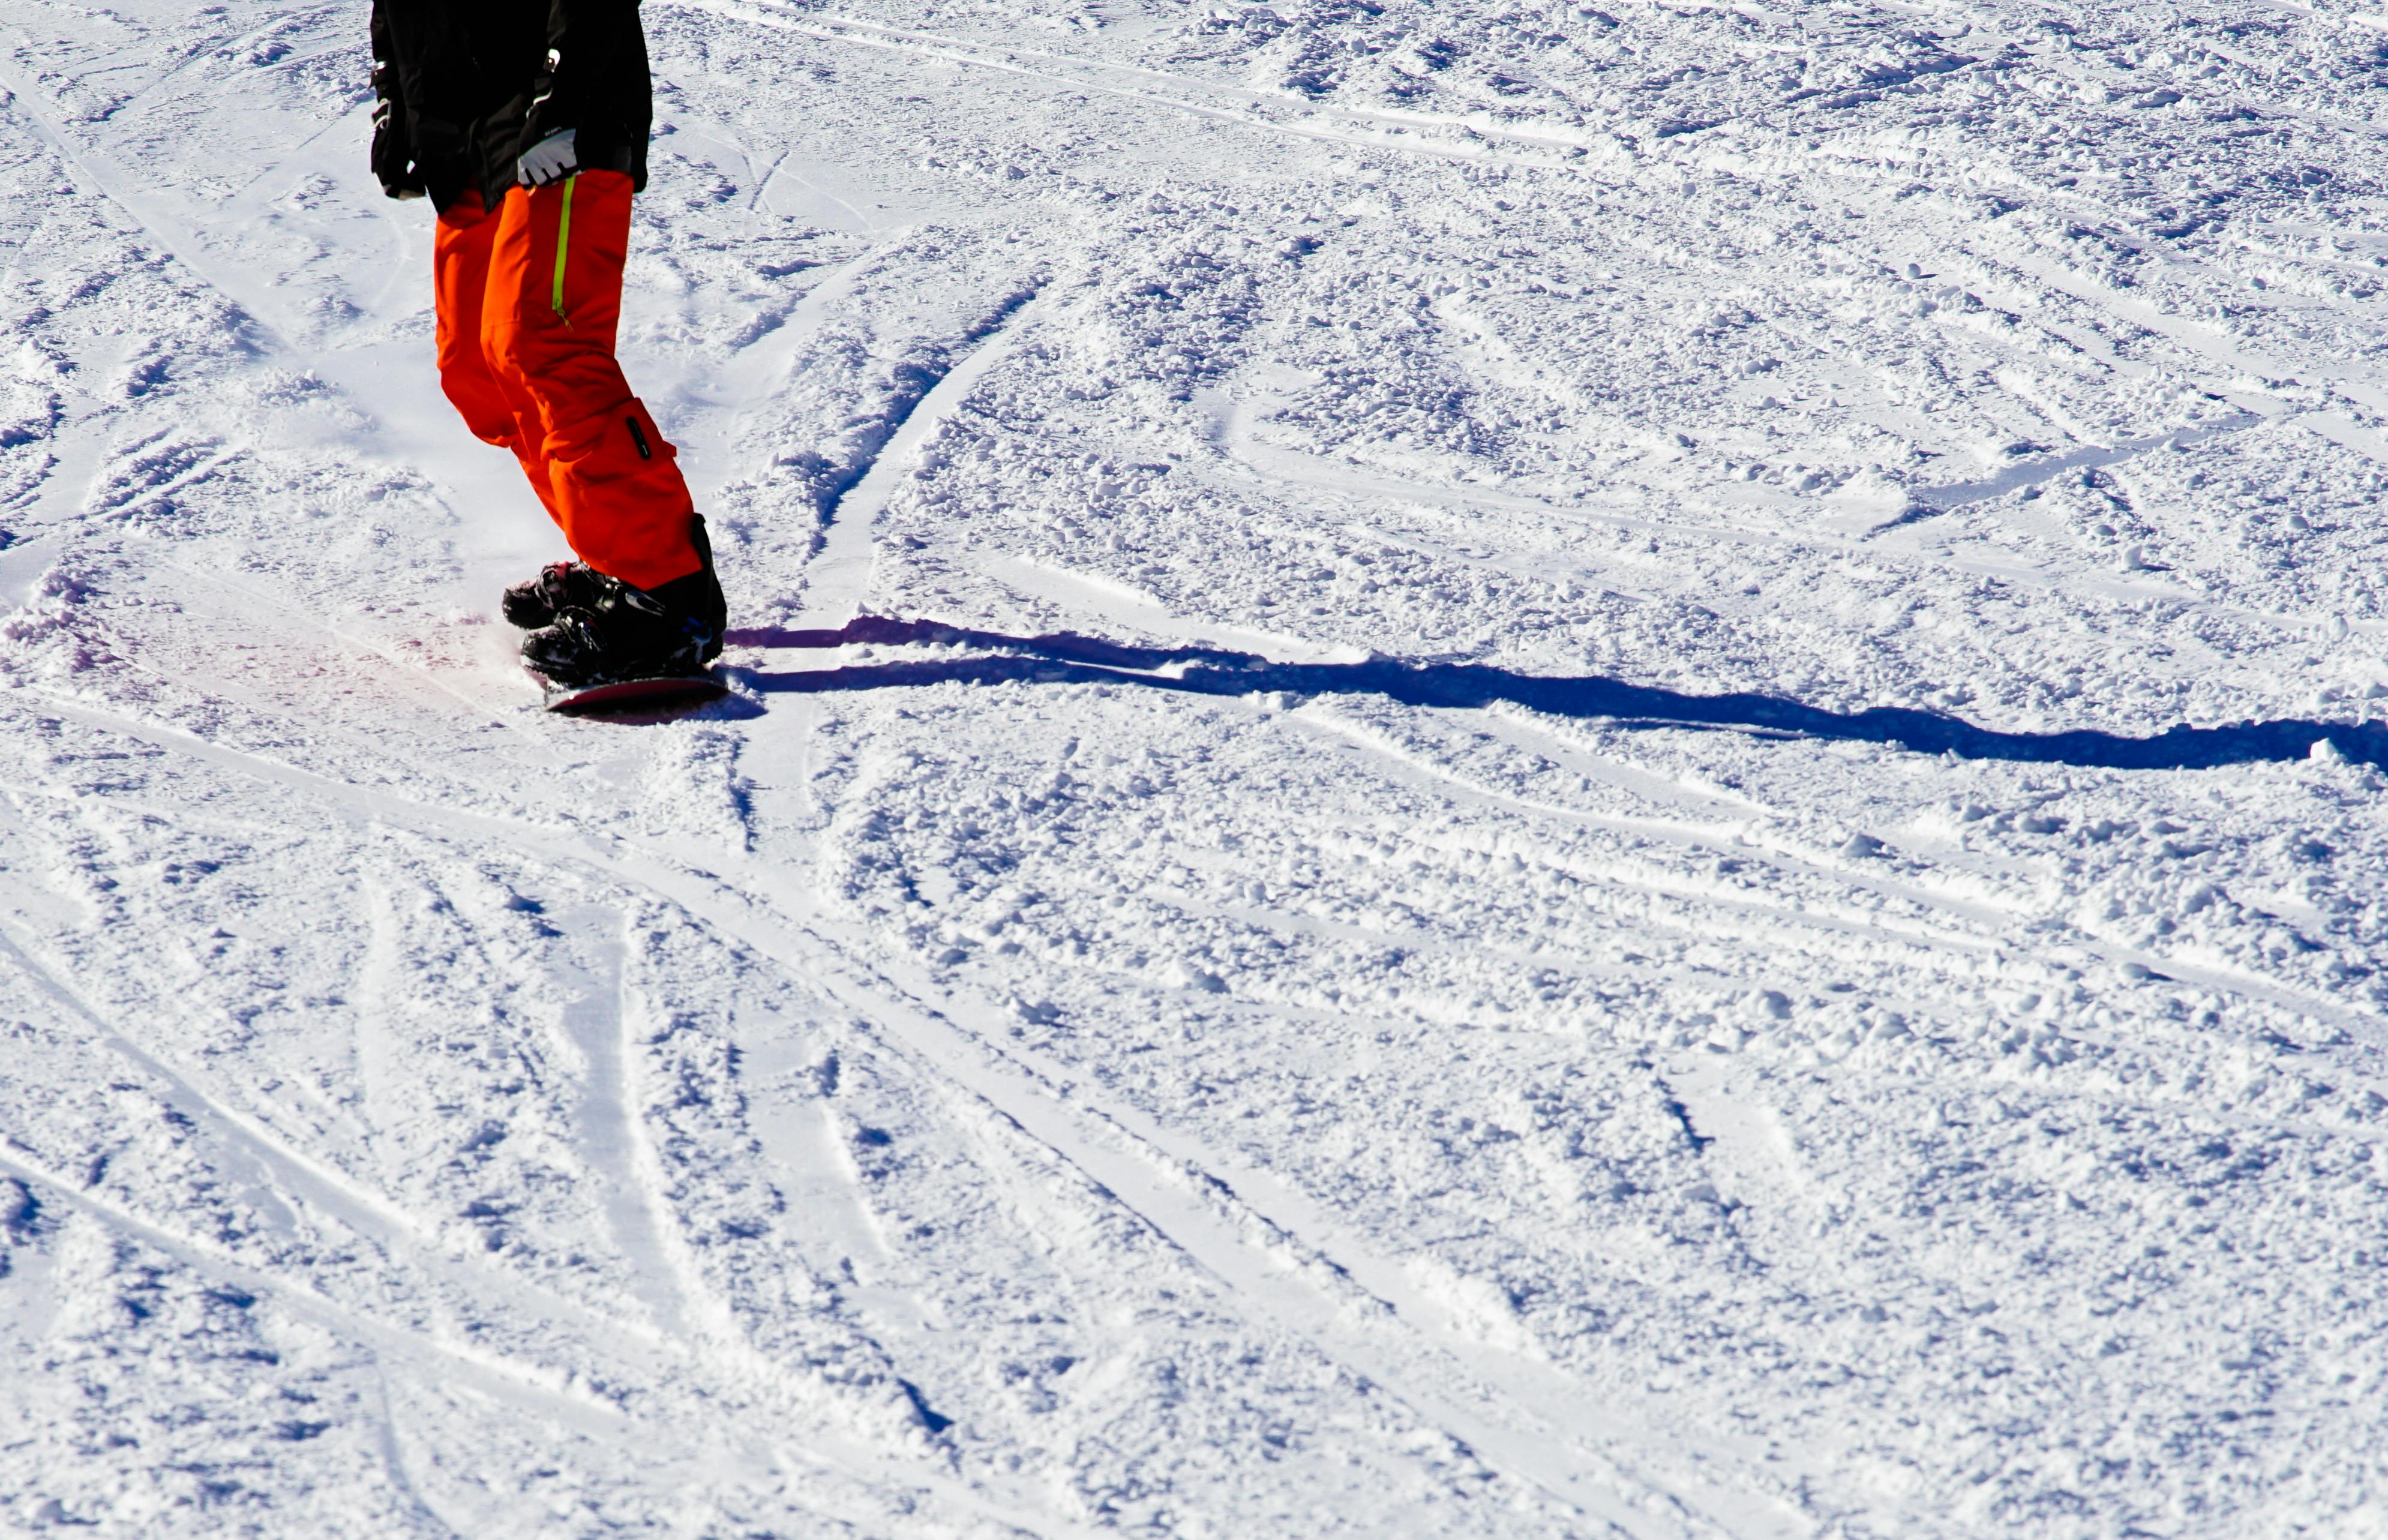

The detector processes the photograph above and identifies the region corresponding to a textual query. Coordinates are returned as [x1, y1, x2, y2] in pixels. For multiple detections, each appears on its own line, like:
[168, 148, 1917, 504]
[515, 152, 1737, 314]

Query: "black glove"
[369, 65, 425, 201]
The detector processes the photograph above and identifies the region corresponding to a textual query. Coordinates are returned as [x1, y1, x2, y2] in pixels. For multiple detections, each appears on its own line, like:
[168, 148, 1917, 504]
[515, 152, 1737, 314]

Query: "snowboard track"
[9, 685, 1770, 1537]
[16, 656, 2378, 1535]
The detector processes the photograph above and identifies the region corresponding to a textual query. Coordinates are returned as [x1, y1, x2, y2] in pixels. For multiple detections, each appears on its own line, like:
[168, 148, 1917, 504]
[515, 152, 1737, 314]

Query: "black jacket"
[370, 0, 652, 209]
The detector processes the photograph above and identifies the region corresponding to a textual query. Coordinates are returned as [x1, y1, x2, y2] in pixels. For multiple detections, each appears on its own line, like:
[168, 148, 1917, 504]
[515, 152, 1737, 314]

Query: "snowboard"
[539, 670, 727, 715]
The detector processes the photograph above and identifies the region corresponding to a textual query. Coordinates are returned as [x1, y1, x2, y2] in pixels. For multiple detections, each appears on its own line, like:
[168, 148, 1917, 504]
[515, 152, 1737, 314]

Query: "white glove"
[517, 128, 578, 187]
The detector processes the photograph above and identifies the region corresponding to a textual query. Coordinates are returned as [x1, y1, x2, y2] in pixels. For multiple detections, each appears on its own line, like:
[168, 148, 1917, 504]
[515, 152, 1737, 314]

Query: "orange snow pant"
[433, 170, 702, 593]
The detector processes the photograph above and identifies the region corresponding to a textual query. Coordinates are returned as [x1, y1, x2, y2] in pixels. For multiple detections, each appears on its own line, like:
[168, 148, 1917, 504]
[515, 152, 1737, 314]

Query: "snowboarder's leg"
[481, 170, 704, 594]
[431, 190, 559, 521]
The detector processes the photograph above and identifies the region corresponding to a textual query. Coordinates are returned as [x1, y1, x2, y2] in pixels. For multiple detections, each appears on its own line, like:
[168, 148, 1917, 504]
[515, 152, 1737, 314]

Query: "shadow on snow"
[724, 617, 2388, 773]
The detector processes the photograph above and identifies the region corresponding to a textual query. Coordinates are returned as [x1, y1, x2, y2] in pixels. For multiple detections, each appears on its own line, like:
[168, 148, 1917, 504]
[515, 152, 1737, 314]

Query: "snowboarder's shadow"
[727, 617, 2388, 774]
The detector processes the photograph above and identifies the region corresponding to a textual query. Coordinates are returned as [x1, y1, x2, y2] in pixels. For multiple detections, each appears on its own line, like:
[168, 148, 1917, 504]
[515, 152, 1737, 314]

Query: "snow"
[2, 0, 2386, 1533]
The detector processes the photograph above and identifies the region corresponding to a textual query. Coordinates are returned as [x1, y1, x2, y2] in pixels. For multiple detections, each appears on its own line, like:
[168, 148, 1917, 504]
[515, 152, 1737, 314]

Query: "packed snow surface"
[4, 0, 2388, 1533]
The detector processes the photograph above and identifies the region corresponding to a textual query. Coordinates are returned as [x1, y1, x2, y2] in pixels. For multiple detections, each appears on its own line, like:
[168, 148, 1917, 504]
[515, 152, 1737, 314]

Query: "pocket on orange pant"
[542, 172, 632, 342]
[547, 400, 680, 481]
[544, 400, 699, 590]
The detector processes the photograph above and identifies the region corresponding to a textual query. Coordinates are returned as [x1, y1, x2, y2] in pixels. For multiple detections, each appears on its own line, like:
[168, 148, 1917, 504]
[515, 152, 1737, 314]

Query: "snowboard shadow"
[727, 617, 2388, 773]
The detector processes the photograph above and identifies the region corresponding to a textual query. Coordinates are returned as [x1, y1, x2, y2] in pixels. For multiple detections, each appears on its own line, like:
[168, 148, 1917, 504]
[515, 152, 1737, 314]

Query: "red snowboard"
[539, 670, 727, 715]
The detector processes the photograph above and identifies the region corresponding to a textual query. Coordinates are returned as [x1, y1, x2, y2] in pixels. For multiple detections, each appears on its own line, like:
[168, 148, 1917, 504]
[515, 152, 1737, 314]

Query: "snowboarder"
[367, 0, 727, 693]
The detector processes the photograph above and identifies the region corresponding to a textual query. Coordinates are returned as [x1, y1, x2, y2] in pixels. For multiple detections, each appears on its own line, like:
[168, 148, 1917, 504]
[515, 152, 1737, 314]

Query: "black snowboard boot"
[503, 517, 725, 632]
[501, 561, 605, 630]
[683, 512, 728, 653]
[518, 518, 726, 688]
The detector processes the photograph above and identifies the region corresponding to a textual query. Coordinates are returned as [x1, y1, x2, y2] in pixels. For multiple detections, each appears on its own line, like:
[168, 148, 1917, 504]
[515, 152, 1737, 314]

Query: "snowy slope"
[2, 0, 2387, 1533]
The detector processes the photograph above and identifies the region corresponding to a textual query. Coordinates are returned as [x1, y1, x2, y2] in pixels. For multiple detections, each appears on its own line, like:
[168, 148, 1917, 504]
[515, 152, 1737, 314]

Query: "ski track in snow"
[4, 0, 2388, 1534]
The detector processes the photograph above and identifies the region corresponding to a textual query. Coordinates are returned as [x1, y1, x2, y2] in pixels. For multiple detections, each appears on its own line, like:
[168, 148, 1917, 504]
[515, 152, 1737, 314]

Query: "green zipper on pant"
[550, 173, 578, 326]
